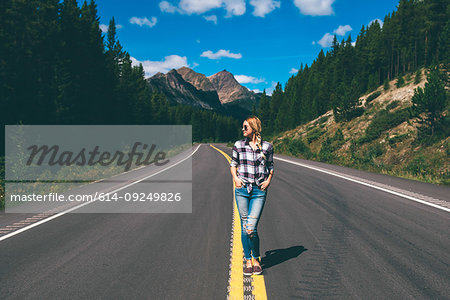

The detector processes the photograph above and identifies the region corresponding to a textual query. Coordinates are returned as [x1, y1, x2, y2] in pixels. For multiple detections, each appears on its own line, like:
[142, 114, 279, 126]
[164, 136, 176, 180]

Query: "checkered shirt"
[230, 137, 274, 193]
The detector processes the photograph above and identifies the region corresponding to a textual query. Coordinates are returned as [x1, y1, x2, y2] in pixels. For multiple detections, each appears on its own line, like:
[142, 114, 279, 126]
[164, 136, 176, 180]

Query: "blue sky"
[94, 0, 399, 94]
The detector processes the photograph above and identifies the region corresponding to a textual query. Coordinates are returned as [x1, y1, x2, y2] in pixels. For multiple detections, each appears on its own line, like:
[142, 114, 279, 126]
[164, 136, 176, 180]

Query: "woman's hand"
[234, 177, 244, 188]
[260, 179, 271, 191]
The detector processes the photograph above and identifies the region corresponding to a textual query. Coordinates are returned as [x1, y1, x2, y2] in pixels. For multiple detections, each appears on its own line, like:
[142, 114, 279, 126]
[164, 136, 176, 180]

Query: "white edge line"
[274, 156, 450, 213]
[0, 144, 202, 243]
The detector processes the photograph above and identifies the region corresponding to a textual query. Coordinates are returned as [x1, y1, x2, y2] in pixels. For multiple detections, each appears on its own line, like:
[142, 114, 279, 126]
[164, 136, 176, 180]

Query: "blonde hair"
[245, 116, 266, 160]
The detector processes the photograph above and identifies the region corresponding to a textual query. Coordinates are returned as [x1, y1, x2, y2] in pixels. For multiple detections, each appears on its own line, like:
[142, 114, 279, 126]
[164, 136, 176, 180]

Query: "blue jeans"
[235, 183, 267, 260]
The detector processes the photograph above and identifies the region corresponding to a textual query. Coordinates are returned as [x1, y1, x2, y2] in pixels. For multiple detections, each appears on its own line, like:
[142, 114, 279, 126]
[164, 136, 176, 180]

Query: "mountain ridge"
[146, 67, 261, 119]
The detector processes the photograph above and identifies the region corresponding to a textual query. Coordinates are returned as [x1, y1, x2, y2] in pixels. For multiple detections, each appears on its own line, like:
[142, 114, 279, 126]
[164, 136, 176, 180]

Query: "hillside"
[271, 69, 449, 185]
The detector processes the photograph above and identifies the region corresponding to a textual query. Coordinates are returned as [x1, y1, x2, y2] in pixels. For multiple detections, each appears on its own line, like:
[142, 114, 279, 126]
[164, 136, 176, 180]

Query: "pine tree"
[412, 67, 448, 136]
[257, 90, 271, 134]
[396, 74, 405, 88]
[384, 79, 390, 91]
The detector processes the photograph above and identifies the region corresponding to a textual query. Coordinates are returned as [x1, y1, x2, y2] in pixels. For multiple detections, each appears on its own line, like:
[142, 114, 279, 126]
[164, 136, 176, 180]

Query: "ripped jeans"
[235, 183, 267, 260]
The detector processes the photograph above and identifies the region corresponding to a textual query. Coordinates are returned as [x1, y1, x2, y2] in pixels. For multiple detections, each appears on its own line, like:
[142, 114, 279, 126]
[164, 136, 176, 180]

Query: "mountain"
[176, 67, 215, 92]
[146, 68, 261, 120]
[208, 70, 257, 105]
[146, 69, 222, 110]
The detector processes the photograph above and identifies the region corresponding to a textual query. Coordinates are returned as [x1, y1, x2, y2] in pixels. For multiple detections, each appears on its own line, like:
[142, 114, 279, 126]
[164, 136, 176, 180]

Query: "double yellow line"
[210, 145, 268, 300]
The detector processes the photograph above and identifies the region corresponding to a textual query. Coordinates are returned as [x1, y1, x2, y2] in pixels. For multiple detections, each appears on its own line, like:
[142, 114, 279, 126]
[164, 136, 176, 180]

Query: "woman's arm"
[230, 143, 243, 187]
[260, 144, 274, 191]
[230, 166, 244, 187]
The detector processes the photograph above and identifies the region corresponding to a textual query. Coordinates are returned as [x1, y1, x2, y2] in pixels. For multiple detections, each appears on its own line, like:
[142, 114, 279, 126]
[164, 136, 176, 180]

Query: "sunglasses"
[242, 125, 249, 131]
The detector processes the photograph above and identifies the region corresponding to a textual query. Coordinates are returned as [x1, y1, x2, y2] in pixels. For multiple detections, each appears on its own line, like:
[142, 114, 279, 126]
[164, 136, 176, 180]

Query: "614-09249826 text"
[8, 192, 183, 203]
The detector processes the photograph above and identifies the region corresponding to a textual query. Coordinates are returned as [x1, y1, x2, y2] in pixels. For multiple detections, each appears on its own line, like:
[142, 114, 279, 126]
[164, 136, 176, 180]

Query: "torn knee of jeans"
[246, 216, 258, 237]
[247, 216, 257, 226]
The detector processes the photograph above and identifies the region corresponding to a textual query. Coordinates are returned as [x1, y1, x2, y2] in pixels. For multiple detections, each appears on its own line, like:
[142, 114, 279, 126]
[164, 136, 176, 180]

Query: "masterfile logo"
[26, 142, 169, 172]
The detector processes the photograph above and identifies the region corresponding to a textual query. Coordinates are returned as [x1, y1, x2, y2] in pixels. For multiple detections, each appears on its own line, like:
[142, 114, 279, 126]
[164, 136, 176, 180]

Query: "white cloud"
[130, 17, 157, 28]
[289, 68, 299, 74]
[316, 24, 351, 47]
[131, 55, 189, 78]
[334, 25, 352, 36]
[204, 15, 218, 24]
[293, 0, 335, 16]
[250, 0, 280, 17]
[312, 41, 316, 45]
[179, 0, 222, 14]
[234, 75, 265, 84]
[252, 89, 263, 93]
[369, 18, 383, 28]
[200, 49, 242, 59]
[223, 0, 246, 17]
[318, 32, 333, 47]
[99, 24, 123, 33]
[159, 1, 180, 13]
[159, 0, 245, 16]
[351, 41, 356, 47]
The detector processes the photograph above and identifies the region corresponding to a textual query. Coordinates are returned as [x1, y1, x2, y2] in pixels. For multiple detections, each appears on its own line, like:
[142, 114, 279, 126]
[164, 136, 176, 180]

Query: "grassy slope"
[271, 69, 449, 186]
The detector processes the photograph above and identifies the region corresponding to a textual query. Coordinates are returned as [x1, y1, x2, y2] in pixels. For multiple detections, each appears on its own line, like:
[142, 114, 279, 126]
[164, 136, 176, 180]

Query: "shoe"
[252, 264, 262, 275]
[243, 264, 253, 276]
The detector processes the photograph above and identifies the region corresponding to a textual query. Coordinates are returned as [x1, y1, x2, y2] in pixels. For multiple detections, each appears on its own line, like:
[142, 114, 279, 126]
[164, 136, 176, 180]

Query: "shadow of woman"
[261, 246, 307, 269]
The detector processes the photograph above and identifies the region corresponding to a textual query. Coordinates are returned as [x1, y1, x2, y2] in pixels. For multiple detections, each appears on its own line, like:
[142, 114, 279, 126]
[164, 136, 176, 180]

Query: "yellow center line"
[210, 144, 268, 300]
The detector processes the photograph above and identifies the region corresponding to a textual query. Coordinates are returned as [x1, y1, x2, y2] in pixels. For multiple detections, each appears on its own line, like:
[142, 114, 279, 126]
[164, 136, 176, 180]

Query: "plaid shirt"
[230, 137, 274, 193]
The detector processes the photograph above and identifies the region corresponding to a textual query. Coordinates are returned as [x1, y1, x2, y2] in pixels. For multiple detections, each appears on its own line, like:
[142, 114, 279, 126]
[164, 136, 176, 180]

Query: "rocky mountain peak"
[176, 67, 215, 92]
[146, 67, 260, 117]
[208, 70, 254, 104]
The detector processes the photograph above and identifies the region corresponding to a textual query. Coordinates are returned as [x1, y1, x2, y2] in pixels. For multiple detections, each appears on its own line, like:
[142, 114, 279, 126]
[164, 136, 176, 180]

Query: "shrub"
[318, 130, 345, 163]
[363, 143, 385, 161]
[306, 127, 324, 143]
[318, 116, 329, 124]
[287, 138, 313, 158]
[405, 73, 412, 82]
[396, 75, 405, 88]
[346, 107, 365, 120]
[334, 128, 344, 141]
[366, 91, 381, 103]
[384, 79, 390, 91]
[365, 108, 411, 142]
[414, 69, 422, 84]
[386, 100, 400, 110]
[388, 133, 409, 147]
[404, 155, 431, 177]
[318, 138, 336, 162]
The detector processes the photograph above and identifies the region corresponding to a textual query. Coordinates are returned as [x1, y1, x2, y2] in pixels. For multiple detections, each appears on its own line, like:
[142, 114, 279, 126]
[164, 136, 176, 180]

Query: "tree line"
[0, 0, 240, 152]
[257, 0, 449, 137]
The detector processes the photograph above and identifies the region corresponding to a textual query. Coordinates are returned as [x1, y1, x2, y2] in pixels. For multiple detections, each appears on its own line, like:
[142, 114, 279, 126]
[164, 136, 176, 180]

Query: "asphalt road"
[0, 144, 449, 299]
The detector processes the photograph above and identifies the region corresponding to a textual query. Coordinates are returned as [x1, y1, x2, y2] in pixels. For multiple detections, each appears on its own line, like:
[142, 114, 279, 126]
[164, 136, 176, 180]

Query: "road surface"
[0, 144, 449, 299]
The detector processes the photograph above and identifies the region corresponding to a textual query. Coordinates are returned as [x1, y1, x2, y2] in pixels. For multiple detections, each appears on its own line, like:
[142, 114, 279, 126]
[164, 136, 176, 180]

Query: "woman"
[230, 116, 274, 276]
